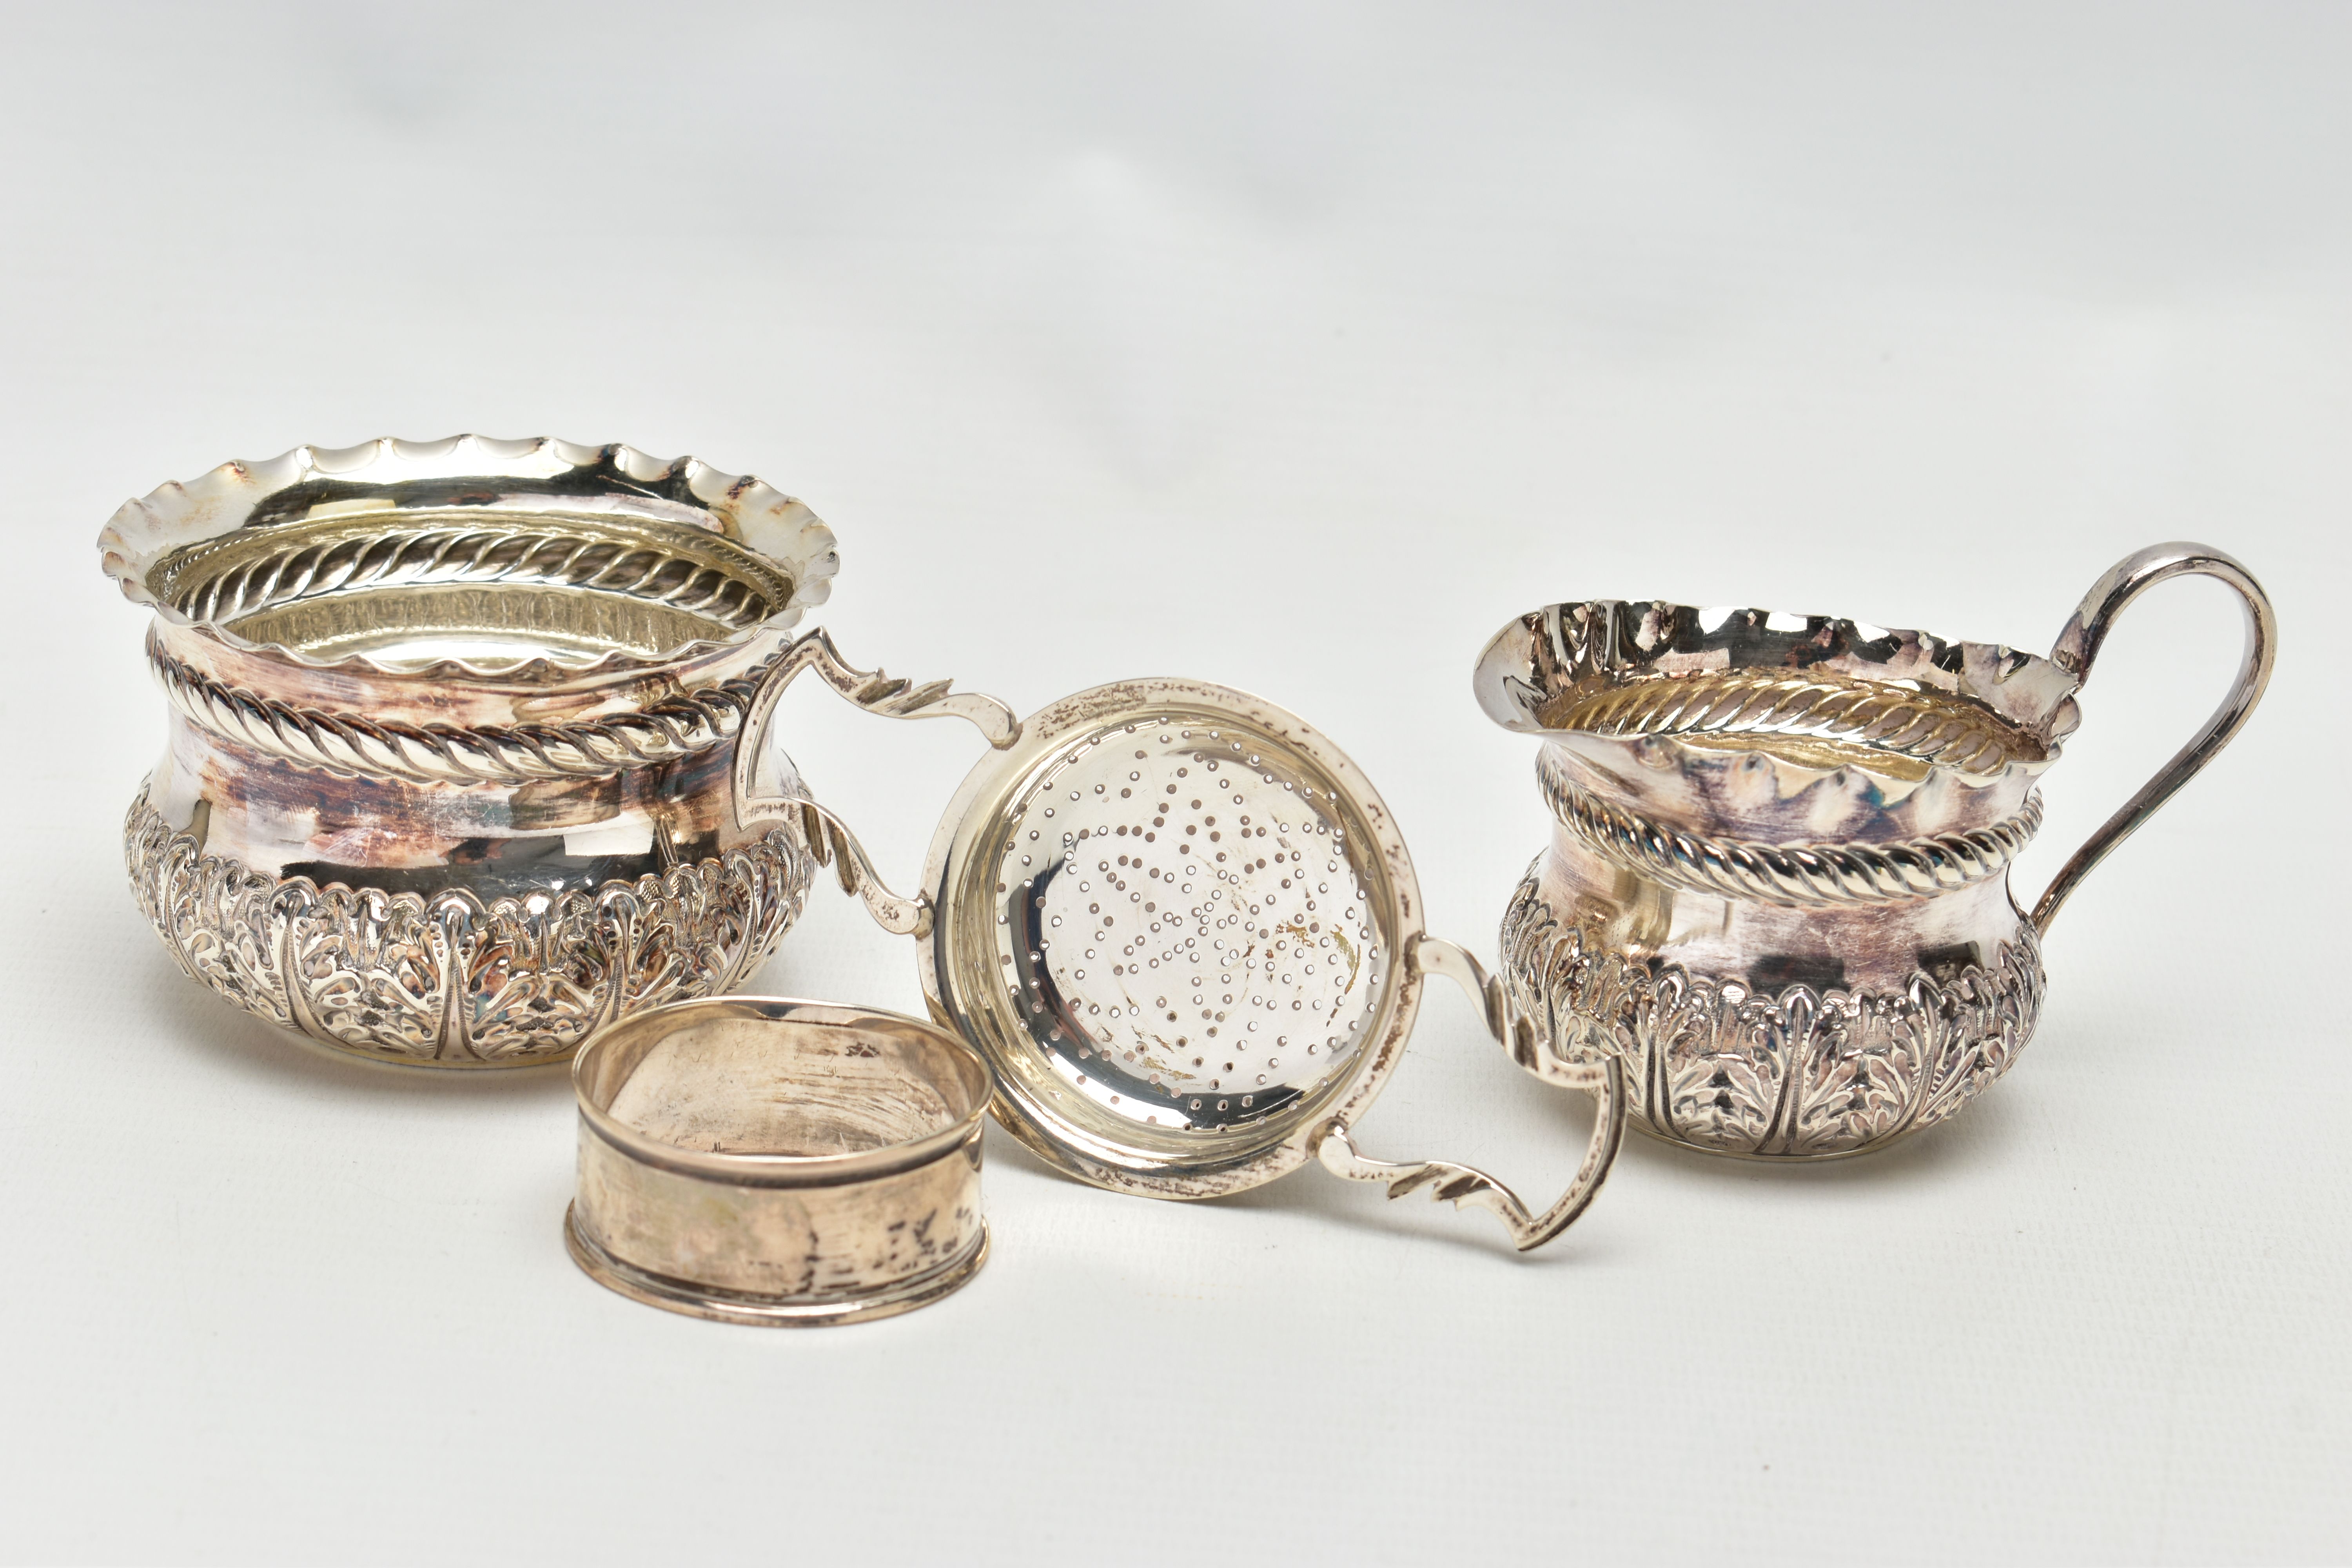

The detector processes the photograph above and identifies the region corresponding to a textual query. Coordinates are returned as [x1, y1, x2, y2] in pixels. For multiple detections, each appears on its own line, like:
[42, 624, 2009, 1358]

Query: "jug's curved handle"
[732, 628, 1021, 938]
[2031, 542, 2276, 933]
[1312, 935, 1624, 1252]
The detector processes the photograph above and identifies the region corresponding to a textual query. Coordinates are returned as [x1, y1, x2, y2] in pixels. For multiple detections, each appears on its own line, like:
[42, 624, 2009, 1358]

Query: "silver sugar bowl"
[102, 436, 838, 1067]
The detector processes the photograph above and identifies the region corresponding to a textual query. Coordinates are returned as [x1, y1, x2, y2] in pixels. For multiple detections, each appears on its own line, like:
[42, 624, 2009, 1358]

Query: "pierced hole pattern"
[990, 721, 1382, 1136]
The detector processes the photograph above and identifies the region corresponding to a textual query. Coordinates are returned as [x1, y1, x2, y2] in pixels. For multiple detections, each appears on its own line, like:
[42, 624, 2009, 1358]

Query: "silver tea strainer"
[728, 636, 1624, 1250]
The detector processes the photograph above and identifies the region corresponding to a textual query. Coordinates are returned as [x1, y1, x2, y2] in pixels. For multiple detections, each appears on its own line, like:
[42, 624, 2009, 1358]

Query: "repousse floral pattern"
[125, 784, 810, 1066]
[1500, 860, 2044, 1158]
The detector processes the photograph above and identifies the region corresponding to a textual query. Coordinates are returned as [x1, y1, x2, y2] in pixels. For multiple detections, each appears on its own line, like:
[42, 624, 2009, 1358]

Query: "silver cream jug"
[1474, 544, 2274, 1160]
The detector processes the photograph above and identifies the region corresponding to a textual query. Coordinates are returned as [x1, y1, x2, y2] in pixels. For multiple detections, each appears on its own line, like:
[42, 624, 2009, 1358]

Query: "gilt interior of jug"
[1477, 598, 2090, 799]
[1537, 666, 2048, 784]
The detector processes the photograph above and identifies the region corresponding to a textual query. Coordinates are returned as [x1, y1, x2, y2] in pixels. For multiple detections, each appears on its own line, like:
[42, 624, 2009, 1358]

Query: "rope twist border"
[150, 643, 769, 786]
[1539, 755, 2042, 907]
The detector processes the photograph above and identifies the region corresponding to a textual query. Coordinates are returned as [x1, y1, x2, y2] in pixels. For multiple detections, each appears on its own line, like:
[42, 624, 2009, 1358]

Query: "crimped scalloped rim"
[97, 435, 839, 679]
[1478, 598, 2084, 795]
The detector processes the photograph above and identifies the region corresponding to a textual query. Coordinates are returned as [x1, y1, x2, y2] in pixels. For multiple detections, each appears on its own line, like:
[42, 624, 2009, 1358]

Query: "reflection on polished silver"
[566, 996, 989, 1326]
[1541, 755, 2046, 907]
[146, 640, 778, 786]
[1316, 938, 1621, 1247]
[735, 670, 1625, 1251]
[126, 785, 809, 1065]
[730, 625, 1022, 940]
[1477, 542, 2274, 1160]
[101, 435, 864, 1066]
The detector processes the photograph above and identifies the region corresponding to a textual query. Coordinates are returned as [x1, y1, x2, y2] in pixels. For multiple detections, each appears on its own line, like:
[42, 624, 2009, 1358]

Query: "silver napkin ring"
[565, 996, 991, 1326]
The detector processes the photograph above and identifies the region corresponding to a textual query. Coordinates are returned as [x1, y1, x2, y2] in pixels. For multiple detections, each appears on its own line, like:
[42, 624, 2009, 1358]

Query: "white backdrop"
[3, 4, 2345, 1562]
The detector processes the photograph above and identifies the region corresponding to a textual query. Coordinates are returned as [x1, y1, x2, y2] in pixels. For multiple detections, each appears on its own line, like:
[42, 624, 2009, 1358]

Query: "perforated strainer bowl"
[725, 654, 1626, 1251]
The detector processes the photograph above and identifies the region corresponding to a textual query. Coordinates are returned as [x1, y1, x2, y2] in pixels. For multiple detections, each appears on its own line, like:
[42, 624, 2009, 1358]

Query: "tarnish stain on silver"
[756, 673, 1626, 1251]
[127, 785, 811, 1067]
[1476, 542, 2275, 1160]
[566, 996, 991, 1327]
[100, 436, 881, 1067]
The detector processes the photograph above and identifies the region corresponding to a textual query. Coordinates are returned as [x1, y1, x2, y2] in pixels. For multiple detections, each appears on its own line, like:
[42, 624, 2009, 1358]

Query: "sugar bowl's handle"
[1313, 935, 1625, 1252]
[2032, 543, 2276, 933]
[732, 628, 1020, 938]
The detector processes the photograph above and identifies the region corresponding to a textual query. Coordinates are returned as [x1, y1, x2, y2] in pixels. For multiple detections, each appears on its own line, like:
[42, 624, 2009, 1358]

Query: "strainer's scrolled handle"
[1312, 936, 1625, 1253]
[732, 627, 1021, 939]
[2031, 542, 2276, 934]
